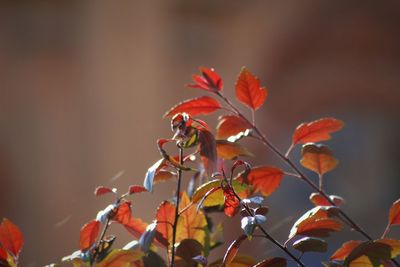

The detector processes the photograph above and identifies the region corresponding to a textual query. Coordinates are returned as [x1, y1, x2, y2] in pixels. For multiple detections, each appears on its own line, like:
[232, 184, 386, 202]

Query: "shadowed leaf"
[300, 143, 338, 175]
[253, 257, 287, 267]
[96, 249, 143, 267]
[223, 235, 247, 266]
[216, 140, 254, 160]
[293, 237, 327, 253]
[176, 239, 203, 266]
[209, 254, 256, 267]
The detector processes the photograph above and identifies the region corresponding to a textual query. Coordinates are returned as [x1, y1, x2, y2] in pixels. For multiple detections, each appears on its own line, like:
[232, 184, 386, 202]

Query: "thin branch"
[215, 91, 400, 267]
[170, 145, 184, 267]
[91, 217, 111, 265]
[230, 187, 306, 267]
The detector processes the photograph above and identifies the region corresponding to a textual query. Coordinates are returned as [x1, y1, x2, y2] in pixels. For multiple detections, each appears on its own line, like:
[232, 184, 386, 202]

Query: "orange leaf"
[163, 96, 221, 118]
[79, 220, 100, 251]
[235, 68, 267, 110]
[223, 235, 247, 266]
[124, 217, 148, 239]
[289, 206, 343, 239]
[245, 166, 284, 197]
[177, 192, 207, 245]
[388, 198, 400, 226]
[309, 193, 344, 207]
[216, 140, 254, 160]
[0, 218, 24, 259]
[292, 118, 344, 145]
[187, 67, 223, 92]
[114, 201, 132, 225]
[331, 241, 363, 261]
[216, 115, 252, 140]
[155, 201, 175, 245]
[300, 143, 338, 175]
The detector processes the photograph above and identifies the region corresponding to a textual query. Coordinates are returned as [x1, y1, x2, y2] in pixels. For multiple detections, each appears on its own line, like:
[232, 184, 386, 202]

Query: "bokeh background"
[0, 1, 399, 266]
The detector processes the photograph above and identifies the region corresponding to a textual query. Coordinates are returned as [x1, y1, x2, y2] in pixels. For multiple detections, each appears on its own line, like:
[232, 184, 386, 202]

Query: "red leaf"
[245, 166, 284, 197]
[187, 67, 223, 92]
[94, 186, 115, 196]
[222, 235, 247, 266]
[216, 115, 252, 140]
[124, 217, 148, 239]
[0, 218, 23, 259]
[198, 128, 217, 174]
[388, 198, 400, 226]
[79, 220, 100, 252]
[292, 118, 344, 145]
[0, 246, 7, 261]
[309, 193, 344, 207]
[155, 201, 175, 245]
[235, 67, 267, 110]
[114, 201, 132, 225]
[222, 186, 240, 217]
[163, 96, 221, 118]
[330, 240, 362, 261]
[128, 185, 147, 195]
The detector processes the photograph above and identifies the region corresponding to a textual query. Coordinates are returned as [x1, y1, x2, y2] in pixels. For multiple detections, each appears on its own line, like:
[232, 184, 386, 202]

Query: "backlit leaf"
[343, 241, 392, 266]
[192, 179, 248, 207]
[94, 186, 116, 196]
[310, 193, 344, 207]
[188, 67, 223, 92]
[124, 217, 148, 239]
[0, 246, 8, 262]
[114, 201, 132, 225]
[330, 240, 362, 261]
[300, 143, 338, 175]
[96, 249, 143, 267]
[388, 199, 400, 226]
[216, 115, 252, 140]
[0, 218, 24, 259]
[79, 220, 100, 252]
[292, 118, 344, 145]
[155, 201, 175, 245]
[223, 235, 247, 266]
[293, 237, 327, 253]
[223, 185, 240, 217]
[289, 206, 343, 239]
[216, 140, 254, 160]
[128, 185, 147, 195]
[164, 96, 221, 118]
[177, 192, 207, 245]
[253, 257, 287, 267]
[242, 166, 284, 197]
[235, 68, 267, 110]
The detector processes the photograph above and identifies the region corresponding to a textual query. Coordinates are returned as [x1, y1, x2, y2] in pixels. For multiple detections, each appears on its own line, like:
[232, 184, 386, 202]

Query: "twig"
[215, 91, 400, 267]
[170, 145, 184, 267]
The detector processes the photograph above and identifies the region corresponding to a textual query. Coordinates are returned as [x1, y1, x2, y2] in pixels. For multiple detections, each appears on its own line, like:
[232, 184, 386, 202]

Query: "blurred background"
[0, 1, 399, 266]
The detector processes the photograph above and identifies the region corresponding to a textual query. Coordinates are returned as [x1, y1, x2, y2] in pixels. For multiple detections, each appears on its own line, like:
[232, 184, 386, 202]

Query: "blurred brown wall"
[0, 1, 399, 265]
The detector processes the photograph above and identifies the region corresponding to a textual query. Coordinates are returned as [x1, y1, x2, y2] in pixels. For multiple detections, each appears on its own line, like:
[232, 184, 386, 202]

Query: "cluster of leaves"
[1, 67, 399, 267]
